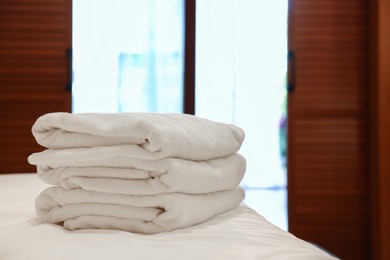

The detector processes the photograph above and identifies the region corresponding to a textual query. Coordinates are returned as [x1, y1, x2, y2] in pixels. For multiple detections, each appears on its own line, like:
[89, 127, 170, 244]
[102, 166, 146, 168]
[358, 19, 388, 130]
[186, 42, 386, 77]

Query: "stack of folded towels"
[28, 112, 246, 234]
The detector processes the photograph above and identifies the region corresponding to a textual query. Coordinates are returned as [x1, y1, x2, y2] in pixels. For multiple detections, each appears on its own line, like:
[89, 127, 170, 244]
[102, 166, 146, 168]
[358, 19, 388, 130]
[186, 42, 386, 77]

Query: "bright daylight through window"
[72, 0, 288, 230]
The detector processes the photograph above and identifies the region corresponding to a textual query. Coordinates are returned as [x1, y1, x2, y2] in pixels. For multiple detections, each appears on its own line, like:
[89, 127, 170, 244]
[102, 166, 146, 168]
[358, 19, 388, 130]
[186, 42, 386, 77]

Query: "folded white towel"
[31, 112, 245, 160]
[31, 152, 246, 195]
[35, 186, 245, 234]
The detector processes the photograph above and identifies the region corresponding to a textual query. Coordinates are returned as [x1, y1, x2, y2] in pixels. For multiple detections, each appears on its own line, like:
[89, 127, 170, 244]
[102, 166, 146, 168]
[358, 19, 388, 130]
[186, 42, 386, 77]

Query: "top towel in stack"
[28, 112, 246, 234]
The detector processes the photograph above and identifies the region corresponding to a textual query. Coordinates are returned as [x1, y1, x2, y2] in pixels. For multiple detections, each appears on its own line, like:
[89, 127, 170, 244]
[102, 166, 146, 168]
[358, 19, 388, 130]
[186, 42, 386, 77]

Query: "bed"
[0, 173, 338, 260]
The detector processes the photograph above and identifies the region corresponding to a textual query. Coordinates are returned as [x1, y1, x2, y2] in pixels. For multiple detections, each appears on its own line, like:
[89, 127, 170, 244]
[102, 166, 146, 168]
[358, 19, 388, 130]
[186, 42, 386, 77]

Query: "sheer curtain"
[72, 0, 184, 113]
[72, 0, 288, 230]
[195, 0, 288, 229]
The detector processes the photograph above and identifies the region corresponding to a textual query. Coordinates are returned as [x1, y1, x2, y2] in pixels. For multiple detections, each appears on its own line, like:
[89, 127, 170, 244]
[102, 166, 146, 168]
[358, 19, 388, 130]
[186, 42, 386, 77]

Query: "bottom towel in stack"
[35, 186, 244, 234]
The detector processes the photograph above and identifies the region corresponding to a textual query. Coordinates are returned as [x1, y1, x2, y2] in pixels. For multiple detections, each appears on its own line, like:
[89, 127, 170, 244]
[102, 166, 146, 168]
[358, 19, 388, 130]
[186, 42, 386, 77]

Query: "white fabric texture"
[29, 153, 246, 195]
[0, 174, 338, 260]
[35, 186, 245, 234]
[31, 112, 245, 160]
[29, 112, 247, 234]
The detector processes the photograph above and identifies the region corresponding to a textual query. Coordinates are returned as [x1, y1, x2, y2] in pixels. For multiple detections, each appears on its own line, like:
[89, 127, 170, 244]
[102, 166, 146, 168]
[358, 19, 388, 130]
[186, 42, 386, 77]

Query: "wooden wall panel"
[0, 0, 71, 173]
[369, 0, 390, 259]
[288, 0, 370, 259]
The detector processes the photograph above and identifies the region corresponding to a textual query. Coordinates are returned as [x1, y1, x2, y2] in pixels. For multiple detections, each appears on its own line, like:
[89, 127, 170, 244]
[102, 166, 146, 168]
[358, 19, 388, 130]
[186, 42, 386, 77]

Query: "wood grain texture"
[288, 0, 370, 259]
[0, 0, 71, 173]
[369, 0, 390, 259]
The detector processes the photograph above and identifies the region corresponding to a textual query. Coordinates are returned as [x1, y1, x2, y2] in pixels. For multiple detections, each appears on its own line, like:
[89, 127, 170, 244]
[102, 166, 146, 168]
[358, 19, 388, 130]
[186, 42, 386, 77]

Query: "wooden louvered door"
[0, 0, 72, 173]
[287, 1, 370, 259]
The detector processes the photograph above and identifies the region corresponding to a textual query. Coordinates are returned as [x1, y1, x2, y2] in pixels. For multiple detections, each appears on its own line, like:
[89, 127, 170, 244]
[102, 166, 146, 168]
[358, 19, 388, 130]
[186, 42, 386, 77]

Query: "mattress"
[0, 173, 337, 260]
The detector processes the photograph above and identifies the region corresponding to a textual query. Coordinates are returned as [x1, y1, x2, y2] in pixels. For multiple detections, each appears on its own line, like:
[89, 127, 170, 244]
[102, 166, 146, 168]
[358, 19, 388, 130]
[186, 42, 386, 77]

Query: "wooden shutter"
[0, 0, 72, 173]
[287, 1, 370, 259]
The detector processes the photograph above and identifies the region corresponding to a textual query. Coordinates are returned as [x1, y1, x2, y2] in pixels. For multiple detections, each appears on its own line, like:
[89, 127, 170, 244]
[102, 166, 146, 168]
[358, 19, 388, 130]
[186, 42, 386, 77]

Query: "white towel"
[35, 186, 245, 234]
[30, 152, 246, 195]
[31, 112, 245, 160]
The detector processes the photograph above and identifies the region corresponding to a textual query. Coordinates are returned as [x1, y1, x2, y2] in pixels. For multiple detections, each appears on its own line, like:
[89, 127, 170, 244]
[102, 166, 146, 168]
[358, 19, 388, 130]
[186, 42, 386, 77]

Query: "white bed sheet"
[0, 174, 337, 260]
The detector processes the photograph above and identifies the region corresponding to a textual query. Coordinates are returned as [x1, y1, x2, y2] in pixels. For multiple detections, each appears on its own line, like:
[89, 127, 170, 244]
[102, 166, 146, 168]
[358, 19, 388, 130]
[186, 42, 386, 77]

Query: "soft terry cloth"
[31, 112, 245, 160]
[35, 186, 245, 234]
[29, 152, 246, 195]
